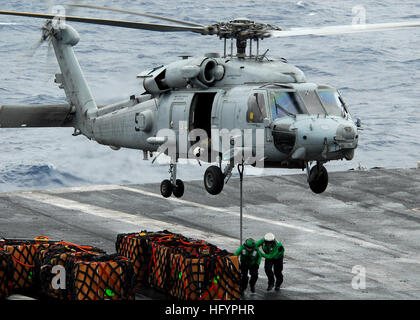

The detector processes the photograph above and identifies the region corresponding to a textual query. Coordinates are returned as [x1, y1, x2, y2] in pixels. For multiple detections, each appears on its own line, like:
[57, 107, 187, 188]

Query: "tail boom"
[48, 21, 97, 138]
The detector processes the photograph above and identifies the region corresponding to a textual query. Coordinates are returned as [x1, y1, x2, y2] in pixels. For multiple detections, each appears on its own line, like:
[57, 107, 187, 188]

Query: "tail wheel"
[172, 179, 185, 198]
[204, 165, 224, 195]
[308, 165, 328, 194]
[160, 179, 173, 198]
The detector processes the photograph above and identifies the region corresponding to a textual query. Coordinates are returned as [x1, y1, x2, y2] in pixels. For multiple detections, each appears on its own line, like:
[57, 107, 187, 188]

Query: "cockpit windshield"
[269, 91, 305, 120]
[317, 90, 347, 117]
[268, 89, 348, 120]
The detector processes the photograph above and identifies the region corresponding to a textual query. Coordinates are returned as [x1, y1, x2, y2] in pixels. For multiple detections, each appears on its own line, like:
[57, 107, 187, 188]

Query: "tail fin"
[46, 21, 97, 137]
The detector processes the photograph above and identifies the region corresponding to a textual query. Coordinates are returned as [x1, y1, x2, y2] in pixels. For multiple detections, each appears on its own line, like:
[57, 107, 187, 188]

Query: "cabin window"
[270, 91, 305, 120]
[317, 91, 346, 117]
[247, 93, 267, 123]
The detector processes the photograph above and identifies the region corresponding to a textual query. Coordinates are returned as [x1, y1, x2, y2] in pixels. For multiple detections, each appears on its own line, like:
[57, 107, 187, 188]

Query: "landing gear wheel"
[204, 165, 224, 195]
[308, 165, 328, 194]
[172, 179, 185, 198]
[160, 179, 173, 198]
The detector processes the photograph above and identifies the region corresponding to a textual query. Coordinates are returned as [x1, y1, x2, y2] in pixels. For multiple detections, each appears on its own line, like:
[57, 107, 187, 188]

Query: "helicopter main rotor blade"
[0, 10, 208, 34]
[271, 20, 420, 38]
[68, 3, 204, 28]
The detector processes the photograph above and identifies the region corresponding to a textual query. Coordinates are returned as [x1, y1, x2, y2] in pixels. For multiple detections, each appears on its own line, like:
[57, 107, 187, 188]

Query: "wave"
[0, 164, 88, 192]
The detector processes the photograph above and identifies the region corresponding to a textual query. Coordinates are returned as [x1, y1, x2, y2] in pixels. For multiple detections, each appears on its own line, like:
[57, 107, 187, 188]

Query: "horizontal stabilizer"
[0, 104, 73, 128]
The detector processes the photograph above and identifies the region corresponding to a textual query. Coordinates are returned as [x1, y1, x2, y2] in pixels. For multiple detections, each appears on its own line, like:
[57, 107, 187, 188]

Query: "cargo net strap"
[116, 230, 241, 300]
[68, 253, 135, 300]
[36, 244, 106, 300]
[0, 251, 14, 299]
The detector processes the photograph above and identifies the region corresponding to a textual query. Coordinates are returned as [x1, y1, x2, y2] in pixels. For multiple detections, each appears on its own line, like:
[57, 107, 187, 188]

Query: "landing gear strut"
[160, 162, 184, 198]
[306, 162, 329, 194]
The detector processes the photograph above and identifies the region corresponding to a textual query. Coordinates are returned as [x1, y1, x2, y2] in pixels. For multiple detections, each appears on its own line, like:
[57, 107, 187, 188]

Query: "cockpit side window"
[317, 90, 346, 117]
[247, 93, 267, 123]
[270, 91, 305, 120]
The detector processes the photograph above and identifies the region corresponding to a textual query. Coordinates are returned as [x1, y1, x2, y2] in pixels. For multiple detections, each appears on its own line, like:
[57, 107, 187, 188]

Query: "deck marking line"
[117, 186, 399, 252]
[16, 192, 240, 250]
[18, 184, 406, 253]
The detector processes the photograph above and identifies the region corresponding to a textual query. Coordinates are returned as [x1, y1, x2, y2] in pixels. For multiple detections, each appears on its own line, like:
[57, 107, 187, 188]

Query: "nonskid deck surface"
[1, 168, 420, 300]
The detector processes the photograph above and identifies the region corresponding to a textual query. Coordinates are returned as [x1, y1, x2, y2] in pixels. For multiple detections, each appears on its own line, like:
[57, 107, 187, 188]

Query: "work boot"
[250, 285, 256, 294]
[267, 284, 274, 291]
[275, 280, 282, 291]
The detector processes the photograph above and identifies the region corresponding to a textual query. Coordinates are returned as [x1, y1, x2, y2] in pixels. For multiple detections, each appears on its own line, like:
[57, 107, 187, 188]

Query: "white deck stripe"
[117, 186, 393, 252]
[43, 185, 125, 194]
[18, 184, 398, 253]
[17, 192, 240, 250]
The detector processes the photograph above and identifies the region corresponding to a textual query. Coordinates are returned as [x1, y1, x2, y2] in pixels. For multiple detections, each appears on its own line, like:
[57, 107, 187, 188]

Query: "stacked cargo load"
[35, 242, 106, 299]
[116, 230, 241, 300]
[0, 237, 135, 300]
[68, 253, 135, 300]
[115, 231, 169, 286]
[0, 237, 58, 295]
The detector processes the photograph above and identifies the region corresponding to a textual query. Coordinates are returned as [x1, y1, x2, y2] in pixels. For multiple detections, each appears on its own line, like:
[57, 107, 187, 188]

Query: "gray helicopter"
[0, 6, 419, 198]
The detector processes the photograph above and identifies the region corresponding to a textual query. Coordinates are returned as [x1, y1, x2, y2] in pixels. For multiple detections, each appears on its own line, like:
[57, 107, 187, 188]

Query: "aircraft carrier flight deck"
[1, 168, 419, 300]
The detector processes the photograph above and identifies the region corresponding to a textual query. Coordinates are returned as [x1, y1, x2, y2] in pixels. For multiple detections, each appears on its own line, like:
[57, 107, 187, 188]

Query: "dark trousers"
[240, 263, 259, 291]
[264, 255, 283, 286]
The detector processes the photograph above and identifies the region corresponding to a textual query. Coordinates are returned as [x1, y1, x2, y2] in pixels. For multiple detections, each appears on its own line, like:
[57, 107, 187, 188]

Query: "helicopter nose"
[290, 117, 358, 161]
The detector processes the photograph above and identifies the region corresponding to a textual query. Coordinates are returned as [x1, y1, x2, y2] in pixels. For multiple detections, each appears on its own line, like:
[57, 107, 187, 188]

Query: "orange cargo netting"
[116, 230, 241, 300]
[0, 236, 136, 300]
[115, 230, 169, 286]
[0, 237, 58, 293]
[68, 253, 135, 300]
[0, 250, 14, 299]
[35, 243, 106, 300]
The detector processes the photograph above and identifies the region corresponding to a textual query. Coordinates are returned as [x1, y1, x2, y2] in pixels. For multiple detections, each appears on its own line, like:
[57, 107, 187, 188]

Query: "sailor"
[234, 238, 261, 294]
[256, 232, 284, 291]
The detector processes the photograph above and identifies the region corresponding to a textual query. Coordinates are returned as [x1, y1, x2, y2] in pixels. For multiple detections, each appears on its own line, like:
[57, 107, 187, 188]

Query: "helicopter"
[0, 5, 419, 199]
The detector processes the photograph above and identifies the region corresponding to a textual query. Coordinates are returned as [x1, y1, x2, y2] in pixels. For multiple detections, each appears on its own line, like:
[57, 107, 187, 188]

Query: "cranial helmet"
[244, 238, 256, 249]
[264, 232, 275, 242]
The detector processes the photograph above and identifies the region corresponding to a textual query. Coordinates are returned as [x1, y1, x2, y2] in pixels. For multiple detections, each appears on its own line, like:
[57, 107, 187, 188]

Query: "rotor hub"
[205, 18, 282, 58]
[209, 18, 282, 40]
